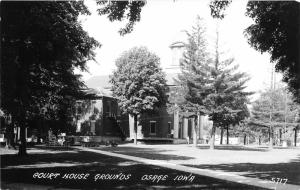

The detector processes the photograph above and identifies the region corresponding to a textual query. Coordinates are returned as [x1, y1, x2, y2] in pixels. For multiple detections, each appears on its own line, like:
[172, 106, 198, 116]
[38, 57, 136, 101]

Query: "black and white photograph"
[0, 0, 299, 189]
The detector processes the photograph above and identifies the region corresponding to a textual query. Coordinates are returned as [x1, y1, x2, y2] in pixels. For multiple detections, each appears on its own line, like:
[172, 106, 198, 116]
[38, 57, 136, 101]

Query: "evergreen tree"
[110, 47, 167, 144]
[175, 17, 250, 149]
[204, 29, 251, 149]
[174, 16, 212, 146]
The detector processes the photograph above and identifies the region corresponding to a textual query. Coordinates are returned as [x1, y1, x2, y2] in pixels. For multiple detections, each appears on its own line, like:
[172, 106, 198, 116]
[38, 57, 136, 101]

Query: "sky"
[76, 0, 282, 99]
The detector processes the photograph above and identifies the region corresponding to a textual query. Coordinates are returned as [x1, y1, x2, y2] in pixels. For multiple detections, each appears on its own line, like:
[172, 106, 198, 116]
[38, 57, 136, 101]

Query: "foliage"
[209, 0, 232, 19]
[250, 86, 300, 147]
[205, 39, 251, 148]
[209, 1, 300, 103]
[110, 47, 167, 116]
[96, 0, 146, 36]
[174, 16, 211, 115]
[251, 87, 299, 128]
[245, 1, 300, 103]
[204, 31, 251, 126]
[1, 1, 99, 154]
[171, 16, 250, 148]
[96, 0, 232, 34]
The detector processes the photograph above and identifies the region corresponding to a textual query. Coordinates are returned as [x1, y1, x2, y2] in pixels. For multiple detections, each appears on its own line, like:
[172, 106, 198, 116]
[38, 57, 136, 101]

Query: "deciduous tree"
[250, 87, 299, 148]
[110, 47, 167, 144]
[1, 1, 99, 155]
[245, 1, 300, 103]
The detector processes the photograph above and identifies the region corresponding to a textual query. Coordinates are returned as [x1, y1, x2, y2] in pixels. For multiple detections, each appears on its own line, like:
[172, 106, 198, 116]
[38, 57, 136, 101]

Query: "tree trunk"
[18, 123, 27, 156]
[269, 126, 273, 149]
[259, 136, 261, 145]
[220, 127, 223, 145]
[295, 127, 298, 147]
[18, 55, 29, 156]
[226, 126, 229, 145]
[279, 129, 282, 145]
[244, 134, 247, 145]
[133, 114, 137, 145]
[192, 117, 197, 147]
[210, 122, 216, 149]
[7, 129, 16, 149]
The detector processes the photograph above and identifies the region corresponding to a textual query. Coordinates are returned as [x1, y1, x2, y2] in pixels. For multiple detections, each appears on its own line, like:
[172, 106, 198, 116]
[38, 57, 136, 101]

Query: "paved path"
[77, 146, 300, 190]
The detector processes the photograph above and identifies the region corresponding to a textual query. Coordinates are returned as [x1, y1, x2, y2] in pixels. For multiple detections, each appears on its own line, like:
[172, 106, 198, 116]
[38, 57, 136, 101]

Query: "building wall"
[77, 97, 128, 139]
[141, 108, 173, 138]
[128, 107, 174, 139]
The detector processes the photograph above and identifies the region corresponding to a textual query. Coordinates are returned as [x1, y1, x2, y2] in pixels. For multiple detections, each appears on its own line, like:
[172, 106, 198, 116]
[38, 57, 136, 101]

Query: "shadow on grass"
[185, 154, 300, 186]
[0, 147, 262, 190]
[95, 146, 195, 160]
[195, 145, 269, 152]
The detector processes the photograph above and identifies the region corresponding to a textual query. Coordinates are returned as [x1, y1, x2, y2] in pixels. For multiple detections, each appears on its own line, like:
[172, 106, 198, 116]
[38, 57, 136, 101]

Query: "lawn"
[0, 146, 264, 190]
[93, 144, 300, 186]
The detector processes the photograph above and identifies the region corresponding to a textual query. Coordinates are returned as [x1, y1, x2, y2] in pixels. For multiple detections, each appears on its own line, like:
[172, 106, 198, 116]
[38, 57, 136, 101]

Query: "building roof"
[86, 73, 179, 89]
[169, 41, 185, 49]
[83, 73, 180, 99]
[81, 87, 113, 99]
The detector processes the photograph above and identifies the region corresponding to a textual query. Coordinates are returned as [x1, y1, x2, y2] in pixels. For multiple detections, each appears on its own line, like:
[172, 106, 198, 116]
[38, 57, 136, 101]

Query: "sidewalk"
[78, 145, 300, 190]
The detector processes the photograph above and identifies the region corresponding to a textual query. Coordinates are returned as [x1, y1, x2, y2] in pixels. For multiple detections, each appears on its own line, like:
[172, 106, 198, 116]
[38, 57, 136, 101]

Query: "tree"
[174, 16, 212, 147]
[110, 47, 167, 144]
[245, 1, 300, 103]
[219, 93, 250, 145]
[209, 1, 300, 103]
[209, 0, 232, 19]
[250, 86, 299, 148]
[204, 29, 251, 149]
[1, 2, 99, 155]
[96, 0, 146, 36]
[96, 0, 232, 35]
[232, 118, 259, 145]
[173, 17, 250, 149]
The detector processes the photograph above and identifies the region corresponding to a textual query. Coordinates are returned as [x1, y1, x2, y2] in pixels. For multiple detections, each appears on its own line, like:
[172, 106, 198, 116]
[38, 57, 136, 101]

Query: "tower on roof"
[168, 41, 185, 73]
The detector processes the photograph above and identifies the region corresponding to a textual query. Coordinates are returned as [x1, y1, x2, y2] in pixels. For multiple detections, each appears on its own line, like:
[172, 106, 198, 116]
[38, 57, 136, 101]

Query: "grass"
[0, 146, 264, 190]
[92, 144, 300, 185]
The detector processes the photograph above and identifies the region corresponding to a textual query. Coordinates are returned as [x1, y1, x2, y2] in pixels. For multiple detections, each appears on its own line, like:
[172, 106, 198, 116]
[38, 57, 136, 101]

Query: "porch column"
[183, 118, 188, 138]
[173, 110, 179, 138]
[17, 127, 20, 140]
[90, 120, 96, 135]
[129, 114, 135, 139]
[198, 115, 203, 141]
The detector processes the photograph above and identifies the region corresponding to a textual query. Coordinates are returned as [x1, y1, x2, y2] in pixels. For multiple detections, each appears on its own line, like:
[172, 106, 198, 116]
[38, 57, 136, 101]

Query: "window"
[150, 121, 156, 134]
[168, 122, 172, 134]
[107, 100, 111, 113]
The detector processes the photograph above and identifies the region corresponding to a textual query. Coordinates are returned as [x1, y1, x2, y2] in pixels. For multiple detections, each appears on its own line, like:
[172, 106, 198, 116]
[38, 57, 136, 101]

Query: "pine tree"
[204, 29, 251, 149]
[175, 16, 212, 147]
[175, 17, 250, 149]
